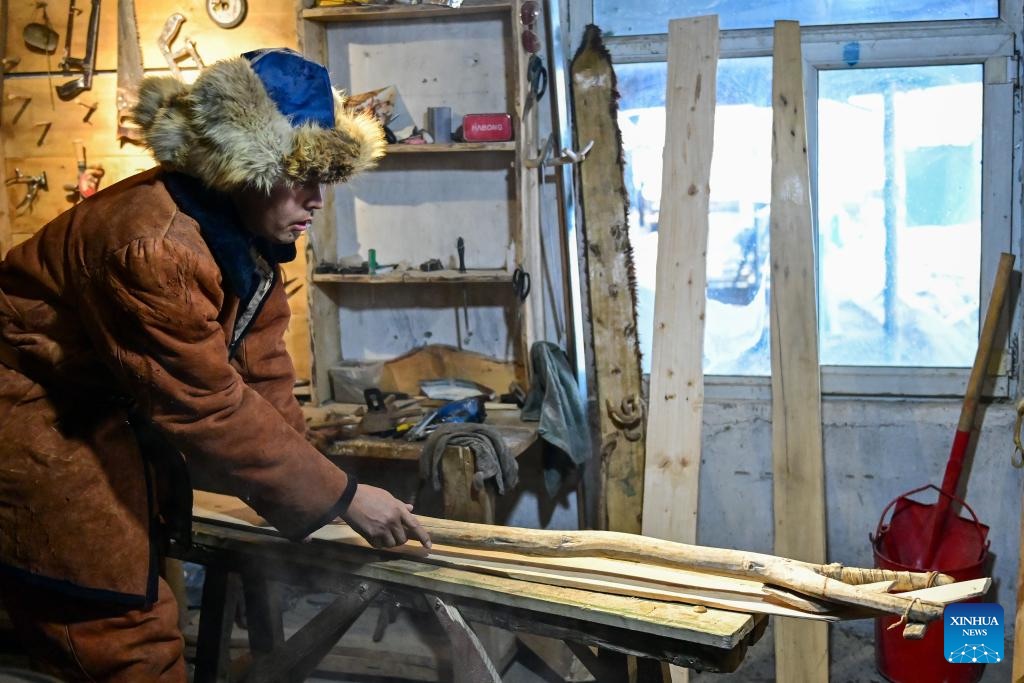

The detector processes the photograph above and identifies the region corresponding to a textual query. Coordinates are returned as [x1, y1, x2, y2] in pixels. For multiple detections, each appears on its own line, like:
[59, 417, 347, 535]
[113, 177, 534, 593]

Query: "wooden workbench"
[175, 513, 766, 682]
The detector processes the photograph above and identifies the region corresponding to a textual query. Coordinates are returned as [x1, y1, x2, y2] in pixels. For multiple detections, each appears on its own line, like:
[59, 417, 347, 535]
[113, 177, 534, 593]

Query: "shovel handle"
[925, 252, 1015, 565]
[943, 252, 1015, 493]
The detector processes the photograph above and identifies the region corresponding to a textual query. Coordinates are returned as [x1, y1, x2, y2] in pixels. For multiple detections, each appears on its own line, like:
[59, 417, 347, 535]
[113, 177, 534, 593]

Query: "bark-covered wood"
[570, 25, 646, 534]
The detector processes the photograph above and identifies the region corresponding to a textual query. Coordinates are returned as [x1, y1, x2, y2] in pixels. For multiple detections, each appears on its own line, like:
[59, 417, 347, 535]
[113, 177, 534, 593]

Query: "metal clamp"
[6, 168, 49, 215]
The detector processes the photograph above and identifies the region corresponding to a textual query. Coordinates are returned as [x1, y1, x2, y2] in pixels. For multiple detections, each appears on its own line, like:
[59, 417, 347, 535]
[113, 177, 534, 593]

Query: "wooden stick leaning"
[769, 19, 829, 678]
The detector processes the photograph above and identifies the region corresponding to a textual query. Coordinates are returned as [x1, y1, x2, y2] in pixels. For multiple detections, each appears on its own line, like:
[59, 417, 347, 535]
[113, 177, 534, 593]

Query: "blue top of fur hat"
[131, 49, 385, 193]
[243, 48, 336, 130]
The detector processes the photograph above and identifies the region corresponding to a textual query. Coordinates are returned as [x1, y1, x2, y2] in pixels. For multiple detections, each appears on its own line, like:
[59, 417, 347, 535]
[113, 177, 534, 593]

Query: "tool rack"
[298, 0, 544, 404]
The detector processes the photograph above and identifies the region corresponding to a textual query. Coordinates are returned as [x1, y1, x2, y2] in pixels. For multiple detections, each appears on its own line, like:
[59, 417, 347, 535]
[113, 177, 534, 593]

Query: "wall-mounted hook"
[76, 100, 98, 123]
[524, 134, 554, 169]
[6, 94, 32, 125]
[1, 56, 21, 74]
[34, 120, 52, 146]
[549, 139, 595, 166]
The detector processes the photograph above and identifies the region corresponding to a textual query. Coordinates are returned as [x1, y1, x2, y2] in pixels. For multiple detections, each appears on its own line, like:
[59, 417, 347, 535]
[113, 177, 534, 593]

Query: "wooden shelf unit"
[298, 0, 538, 404]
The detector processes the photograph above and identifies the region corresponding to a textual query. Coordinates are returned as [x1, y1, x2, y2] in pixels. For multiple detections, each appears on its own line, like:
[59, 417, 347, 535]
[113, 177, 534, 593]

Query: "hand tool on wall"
[63, 140, 104, 202]
[6, 169, 48, 216]
[57, 0, 100, 101]
[158, 13, 205, 80]
[116, 0, 144, 144]
[23, 3, 58, 54]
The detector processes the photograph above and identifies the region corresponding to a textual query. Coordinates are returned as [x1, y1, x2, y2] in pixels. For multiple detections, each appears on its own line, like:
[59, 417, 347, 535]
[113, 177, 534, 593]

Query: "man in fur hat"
[0, 48, 427, 681]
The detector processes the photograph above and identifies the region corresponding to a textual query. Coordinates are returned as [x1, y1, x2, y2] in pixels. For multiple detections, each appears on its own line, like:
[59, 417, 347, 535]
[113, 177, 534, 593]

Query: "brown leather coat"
[0, 168, 350, 604]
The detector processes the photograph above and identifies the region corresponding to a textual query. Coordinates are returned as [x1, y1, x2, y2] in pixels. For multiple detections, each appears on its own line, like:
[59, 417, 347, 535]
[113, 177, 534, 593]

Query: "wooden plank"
[441, 445, 496, 523]
[769, 20, 828, 683]
[1014, 497, 1024, 681]
[420, 554, 836, 621]
[378, 343, 520, 397]
[188, 518, 758, 651]
[640, 29, 717, 683]
[385, 142, 516, 154]
[0, 0, 9, 258]
[312, 269, 513, 284]
[513, 0, 541, 377]
[192, 492, 959, 624]
[297, 0, 338, 405]
[304, 0, 511, 23]
[570, 25, 646, 534]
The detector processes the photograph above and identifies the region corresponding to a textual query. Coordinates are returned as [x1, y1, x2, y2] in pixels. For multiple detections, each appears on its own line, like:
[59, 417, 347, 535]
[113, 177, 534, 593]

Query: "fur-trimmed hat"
[132, 48, 386, 193]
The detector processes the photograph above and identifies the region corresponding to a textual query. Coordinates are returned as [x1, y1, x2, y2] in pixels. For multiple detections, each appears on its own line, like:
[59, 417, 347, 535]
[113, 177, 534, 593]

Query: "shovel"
[874, 251, 1015, 572]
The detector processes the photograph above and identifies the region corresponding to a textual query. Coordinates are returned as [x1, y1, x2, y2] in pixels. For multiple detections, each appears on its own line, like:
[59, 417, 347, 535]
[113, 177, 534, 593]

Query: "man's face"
[234, 179, 324, 245]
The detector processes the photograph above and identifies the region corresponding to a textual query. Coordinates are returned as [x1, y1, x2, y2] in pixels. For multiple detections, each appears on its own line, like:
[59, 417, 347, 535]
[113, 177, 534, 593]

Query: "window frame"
[565, 1, 1022, 399]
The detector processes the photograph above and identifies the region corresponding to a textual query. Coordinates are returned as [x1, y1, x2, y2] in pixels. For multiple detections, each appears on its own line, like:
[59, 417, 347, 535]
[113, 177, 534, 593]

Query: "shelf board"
[385, 142, 515, 154]
[313, 268, 513, 284]
[304, 0, 512, 23]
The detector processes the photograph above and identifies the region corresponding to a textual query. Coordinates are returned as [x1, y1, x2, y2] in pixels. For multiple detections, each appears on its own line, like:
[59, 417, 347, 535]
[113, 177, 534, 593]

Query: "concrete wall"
[703, 396, 1021, 673]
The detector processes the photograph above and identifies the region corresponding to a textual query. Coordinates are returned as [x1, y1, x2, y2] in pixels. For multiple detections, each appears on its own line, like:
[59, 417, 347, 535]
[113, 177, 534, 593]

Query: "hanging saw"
[57, 0, 100, 101]
[116, 0, 144, 144]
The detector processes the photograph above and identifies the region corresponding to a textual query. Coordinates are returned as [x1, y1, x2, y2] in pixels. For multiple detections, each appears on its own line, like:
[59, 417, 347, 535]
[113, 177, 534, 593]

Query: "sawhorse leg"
[194, 567, 241, 683]
[428, 594, 502, 683]
[565, 642, 670, 683]
[241, 579, 382, 683]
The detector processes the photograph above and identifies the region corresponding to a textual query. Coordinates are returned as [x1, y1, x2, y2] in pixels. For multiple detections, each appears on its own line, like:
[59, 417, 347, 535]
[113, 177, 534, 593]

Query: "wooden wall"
[1, 0, 311, 379]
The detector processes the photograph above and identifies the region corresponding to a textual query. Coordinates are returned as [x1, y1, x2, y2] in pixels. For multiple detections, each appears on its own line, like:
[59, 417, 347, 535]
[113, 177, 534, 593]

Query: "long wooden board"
[193, 493, 827, 621]
[769, 20, 829, 682]
[642, 19, 718, 680]
[570, 25, 647, 533]
[194, 493, 987, 628]
[641, 14, 718, 545]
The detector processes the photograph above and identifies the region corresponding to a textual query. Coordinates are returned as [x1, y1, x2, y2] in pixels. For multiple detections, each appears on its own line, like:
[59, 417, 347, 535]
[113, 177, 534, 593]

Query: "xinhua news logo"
[943, 603, 1004, 664]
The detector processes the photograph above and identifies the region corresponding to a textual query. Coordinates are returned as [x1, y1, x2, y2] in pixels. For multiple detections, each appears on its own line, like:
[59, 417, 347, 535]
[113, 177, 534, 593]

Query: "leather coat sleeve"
[233, 272, 306, 435]
[79, 237, 348, 539]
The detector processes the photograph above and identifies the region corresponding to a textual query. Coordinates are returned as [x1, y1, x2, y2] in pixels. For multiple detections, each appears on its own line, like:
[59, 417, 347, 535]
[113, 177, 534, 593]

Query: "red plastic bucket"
[871, 485, 990, 683]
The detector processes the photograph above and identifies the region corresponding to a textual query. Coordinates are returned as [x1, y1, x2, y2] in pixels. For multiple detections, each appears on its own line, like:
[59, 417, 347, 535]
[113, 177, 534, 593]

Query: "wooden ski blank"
[642, 14, 719, 547]
[194, 491, 982, 629]
[769, 20, 829, 683]
[570, 26, 647, 533]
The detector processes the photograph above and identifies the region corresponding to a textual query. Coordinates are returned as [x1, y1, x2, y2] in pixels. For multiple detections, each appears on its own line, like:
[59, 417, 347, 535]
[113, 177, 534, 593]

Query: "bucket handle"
[873, 484, 988, 544]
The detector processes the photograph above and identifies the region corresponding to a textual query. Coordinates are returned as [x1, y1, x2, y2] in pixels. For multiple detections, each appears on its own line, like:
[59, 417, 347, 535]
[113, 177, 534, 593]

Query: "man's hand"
[341, 484, 432, 550]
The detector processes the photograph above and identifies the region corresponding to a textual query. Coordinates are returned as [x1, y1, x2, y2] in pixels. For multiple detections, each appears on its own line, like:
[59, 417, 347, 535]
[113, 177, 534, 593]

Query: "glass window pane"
[595, 1, 997, 35]
[619, 57, 773, 375]
[817, 64, 982, 367]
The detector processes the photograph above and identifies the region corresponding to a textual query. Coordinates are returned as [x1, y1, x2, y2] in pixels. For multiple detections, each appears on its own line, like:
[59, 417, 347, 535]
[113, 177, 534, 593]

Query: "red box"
[460, 113, 513, 142]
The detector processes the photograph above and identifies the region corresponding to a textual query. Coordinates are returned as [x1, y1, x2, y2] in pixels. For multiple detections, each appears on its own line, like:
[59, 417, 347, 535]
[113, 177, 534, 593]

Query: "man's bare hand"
[341, 484, 431, 550]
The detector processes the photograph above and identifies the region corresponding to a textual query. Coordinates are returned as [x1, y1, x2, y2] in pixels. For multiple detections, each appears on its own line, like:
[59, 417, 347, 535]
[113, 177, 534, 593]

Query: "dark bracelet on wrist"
[337, 474, 359, 516]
